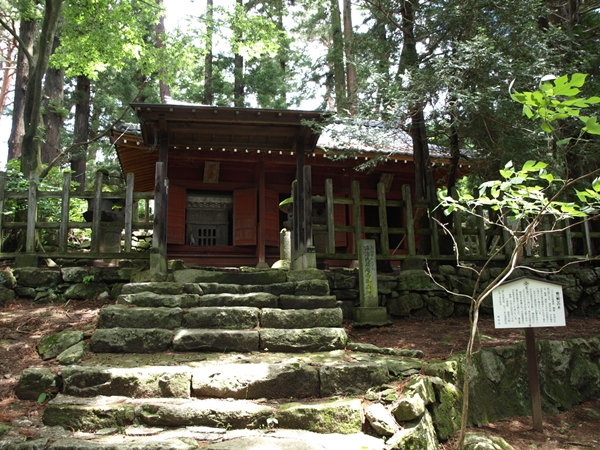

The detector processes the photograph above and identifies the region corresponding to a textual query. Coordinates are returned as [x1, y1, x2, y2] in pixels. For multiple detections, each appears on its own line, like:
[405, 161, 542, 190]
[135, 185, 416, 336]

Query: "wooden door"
[167, 185, 186, 244]
[265, 190, 280, 247]
[234, 188, 257, 246]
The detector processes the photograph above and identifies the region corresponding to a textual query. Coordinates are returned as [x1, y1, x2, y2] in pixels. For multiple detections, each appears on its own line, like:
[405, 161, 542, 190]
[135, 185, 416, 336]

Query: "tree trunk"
[343, 0, 356, 115]
[203, 0, 214, 105]
[330, 0, 346, 113]
[155, 0, 170, 103]
[233, 0, 244, 107]
[71, 75, 90, 192]
[276, 0, 287, 106]
[8, 16, 37, 162]
[41, 29, 64, 164]
[0, 27, 18, 123]
[21, 0, 64, 179]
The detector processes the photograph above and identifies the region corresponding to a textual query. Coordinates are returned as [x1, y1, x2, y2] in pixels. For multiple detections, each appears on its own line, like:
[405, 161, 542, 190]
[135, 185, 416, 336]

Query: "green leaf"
[521, 161, 547, 172]
[556, 138, 572, 146]
[582, 116, 600, 135]
[38, 393, 48, 404]
[593, 178, 600, 192]
[569, 73, 587, 87]
[540, 120, 553, 133]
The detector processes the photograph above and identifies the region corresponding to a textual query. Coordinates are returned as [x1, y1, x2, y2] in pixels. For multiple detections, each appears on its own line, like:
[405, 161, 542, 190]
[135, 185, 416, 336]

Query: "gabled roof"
[111, 104, 324, 191]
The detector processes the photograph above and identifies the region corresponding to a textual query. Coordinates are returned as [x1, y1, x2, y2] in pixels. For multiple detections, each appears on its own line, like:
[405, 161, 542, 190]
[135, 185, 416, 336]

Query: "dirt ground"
[1, 298, 599, 449]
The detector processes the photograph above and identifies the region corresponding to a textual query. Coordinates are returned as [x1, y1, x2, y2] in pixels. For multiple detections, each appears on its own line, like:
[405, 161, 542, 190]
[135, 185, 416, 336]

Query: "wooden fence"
[1, 171, 598, 266]
[313, 179, 600, 263]
[0, 170, 153, 262]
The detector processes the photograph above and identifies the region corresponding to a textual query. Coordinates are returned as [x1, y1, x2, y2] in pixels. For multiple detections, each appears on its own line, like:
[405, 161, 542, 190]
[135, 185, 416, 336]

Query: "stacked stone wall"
[328, 264, 600, 319]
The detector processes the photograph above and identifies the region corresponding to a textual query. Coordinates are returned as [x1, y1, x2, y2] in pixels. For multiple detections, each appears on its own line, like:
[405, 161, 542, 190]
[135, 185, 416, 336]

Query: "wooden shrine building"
[112, 104, 469, 268]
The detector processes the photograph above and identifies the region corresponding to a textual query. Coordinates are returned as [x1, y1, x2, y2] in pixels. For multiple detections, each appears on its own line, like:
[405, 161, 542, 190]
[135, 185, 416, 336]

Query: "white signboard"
[492, 277, 566, 329]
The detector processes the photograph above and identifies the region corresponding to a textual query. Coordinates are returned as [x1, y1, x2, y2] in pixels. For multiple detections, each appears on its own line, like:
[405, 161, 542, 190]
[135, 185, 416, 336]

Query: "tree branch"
[0, 16, 34, 68]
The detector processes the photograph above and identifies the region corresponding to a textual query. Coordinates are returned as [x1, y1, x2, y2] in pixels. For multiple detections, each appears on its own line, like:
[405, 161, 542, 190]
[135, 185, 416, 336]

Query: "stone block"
[276, 398, 363, 434]
[62, 366, 191, 398]
[184, 306, 259, 329]
[278, 295, 337, 309]
[259, 328, 346, 352]
[192, 363, 319, 399]
[91, 328, 173, 353]
[260, 308, 342, 328]
[117, 292, 200, 308]
[173, 329, 259, 352]
[320, 361, 389, 396]
[98, 305, 183, 329]
[353, 306, 390, 326]
[15, 368, 61, 400]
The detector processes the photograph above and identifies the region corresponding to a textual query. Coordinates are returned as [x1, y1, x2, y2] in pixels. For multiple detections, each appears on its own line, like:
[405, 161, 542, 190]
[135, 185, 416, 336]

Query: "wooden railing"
[313, 179, 600, 263]
[0, 170, 154, 261]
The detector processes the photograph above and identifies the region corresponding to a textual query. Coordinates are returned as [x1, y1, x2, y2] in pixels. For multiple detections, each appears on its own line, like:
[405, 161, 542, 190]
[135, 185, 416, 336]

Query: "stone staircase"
[11, 269, 434, 450]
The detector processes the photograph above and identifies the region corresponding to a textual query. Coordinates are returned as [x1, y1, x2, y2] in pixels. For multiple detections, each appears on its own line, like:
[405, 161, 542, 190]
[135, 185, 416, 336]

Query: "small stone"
[38, 330, 84, 360]
[365, 403, 399, 436]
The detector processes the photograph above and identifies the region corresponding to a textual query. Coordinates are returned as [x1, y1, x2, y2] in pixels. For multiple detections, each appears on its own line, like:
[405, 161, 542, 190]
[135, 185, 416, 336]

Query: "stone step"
[120, 276, 330, 299]
[117, 291, 338, 310]
[98, 305, 343, 330]
[32, 429, 386, 450]
[49, 352, 422, 401]
[43, 395, 364, 435]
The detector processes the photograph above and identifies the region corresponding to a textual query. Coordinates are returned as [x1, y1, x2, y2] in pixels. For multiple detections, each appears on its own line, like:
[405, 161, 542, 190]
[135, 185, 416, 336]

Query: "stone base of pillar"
[353, 306, 391, 327]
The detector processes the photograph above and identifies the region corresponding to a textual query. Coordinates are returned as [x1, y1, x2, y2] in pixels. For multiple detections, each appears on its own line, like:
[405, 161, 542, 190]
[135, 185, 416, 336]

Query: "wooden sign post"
[492, 277, 566, 433]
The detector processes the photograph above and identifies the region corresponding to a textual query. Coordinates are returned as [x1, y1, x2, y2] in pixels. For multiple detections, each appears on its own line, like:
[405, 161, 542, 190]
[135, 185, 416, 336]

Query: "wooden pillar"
[124, 173, 134, 253]
[152, 128, 169, 276]
[26, 177, 38, 253]
[291, 136, 315, 269]
[152, 162, 168, 275]
[58, 172, 71, 254]
[257, 160, 268, 268]
[91, 171, 103, 253]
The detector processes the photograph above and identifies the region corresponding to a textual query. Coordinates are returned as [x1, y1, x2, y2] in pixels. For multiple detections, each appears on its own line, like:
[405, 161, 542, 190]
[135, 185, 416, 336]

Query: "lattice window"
[198, 227, 217, 246]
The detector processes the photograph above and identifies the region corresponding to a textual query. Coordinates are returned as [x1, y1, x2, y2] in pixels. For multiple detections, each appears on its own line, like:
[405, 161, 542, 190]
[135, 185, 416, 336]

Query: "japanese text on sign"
[492, 278, 565, 329]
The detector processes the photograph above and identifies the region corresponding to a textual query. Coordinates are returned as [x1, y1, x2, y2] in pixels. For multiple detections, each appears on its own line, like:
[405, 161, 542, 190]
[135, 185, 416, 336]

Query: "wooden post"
[525, 328, 544, 432]
[476, 204, 487, 257]
[26, 177, 38, 253]
[563, 219, 573, 257]
[451, 187, 465, 258]
[304, 165, 313, 248]
[0, 171, 5, 252]
[152, 162, 168, 257]
[325, 179, 335, 254]
[352, 180, 362, 257]
[377, 182, 390, 258]
[257, 161, 267, 268]
[292, 180, 300, 261]
[59, 172, 71, 254]
[583, 219, 593, 256]
[124, 173, 134, 253]
[91, 171, 103, 253]
[403, 185, 416, 256]
[542, 215, 553, 257]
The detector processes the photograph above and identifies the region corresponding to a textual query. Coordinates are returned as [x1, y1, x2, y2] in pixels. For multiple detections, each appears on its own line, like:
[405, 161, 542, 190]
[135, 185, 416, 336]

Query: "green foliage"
[441, 74, 600, 226]
[439, 159, 600, 222]
[51, 0, 162, 79]
[82, 274, 95, 284]
[510, 74, 600, 136]
[37, 392, 54, 404]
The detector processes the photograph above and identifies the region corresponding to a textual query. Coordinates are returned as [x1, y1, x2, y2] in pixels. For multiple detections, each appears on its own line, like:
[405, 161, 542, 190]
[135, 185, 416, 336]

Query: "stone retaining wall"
[0, 265, 143, 305]
[327, 264, 600, 319]
[2, 263, 600, 320]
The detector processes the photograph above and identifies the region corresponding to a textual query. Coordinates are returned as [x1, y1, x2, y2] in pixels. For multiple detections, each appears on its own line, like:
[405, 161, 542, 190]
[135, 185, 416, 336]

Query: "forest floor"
[0, 297, 599, 449]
